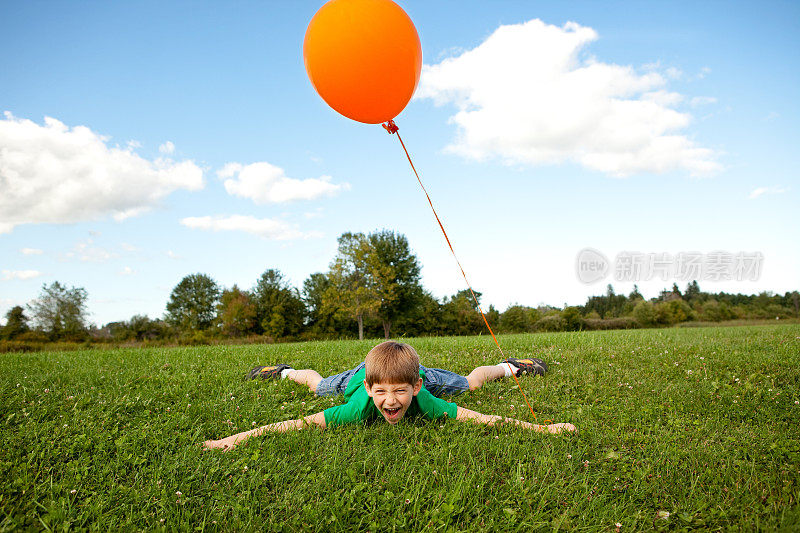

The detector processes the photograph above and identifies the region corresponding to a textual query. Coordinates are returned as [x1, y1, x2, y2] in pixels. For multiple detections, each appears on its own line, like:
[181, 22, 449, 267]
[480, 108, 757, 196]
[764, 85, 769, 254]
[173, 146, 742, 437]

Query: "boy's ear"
[412, 377, 423, 396]
[364, 379, 373, 397]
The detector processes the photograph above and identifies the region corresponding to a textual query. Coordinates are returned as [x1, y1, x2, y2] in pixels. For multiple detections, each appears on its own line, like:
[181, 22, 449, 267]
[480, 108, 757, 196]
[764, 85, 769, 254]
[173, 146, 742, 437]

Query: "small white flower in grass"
[405, 499, 411, 504]
[494, 436, 499, 440]
[70, 489, 77, 494]
[657, 510, 670, 519]
[160, 518, 165, 523]
[243, 465, 248, 471]
[252, 421, 257, 426]
[187, 404, 191, 408]
[567, 454, 572, 459]
[432, 470, 437, 475]
[44, 388, 49, 393]
[175, 491, 182, 496]
[795, 401, 799, 405]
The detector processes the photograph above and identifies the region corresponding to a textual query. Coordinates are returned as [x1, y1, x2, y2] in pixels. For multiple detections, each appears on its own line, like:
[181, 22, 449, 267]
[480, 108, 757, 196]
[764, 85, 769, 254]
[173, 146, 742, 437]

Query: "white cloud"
[0, 113, 204, 233]
[63, 238, 117, 263]
[119, 266, 135, 276]
[416, 19, 720, 177]
[690, 96, 717, 107]
[748, 186, 788, 199]
[2, 269, 42, 281]
[304, 207, 324, 219]
[697, 67, 711, 79]
[219, 161, 349, 204]
[159, 141, 175, 154]
[20, 248, 43, 255]
[180, 215, 320, 240]
[166, 250, 182, 260]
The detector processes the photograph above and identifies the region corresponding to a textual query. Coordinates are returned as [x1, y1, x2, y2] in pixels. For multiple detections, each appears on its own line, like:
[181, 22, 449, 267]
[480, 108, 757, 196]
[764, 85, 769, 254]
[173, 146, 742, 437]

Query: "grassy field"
[1, 324, 798, 531]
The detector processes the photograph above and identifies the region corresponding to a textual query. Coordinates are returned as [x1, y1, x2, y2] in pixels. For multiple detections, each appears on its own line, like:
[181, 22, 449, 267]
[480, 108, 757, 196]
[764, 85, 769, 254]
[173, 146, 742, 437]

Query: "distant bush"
[561, 307, 585, 331]
[584, 317, 640, 330]
[697, 299, 738, 322]
[655, 300, 695, 325]
[533, 315, 567, 332]
[499, 305, 540, 333]
[633, 301, 657, 327]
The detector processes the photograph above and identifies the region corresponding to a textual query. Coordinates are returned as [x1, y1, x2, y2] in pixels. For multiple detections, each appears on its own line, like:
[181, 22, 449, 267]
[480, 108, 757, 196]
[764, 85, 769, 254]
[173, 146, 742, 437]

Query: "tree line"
[2, 230, 799, 347]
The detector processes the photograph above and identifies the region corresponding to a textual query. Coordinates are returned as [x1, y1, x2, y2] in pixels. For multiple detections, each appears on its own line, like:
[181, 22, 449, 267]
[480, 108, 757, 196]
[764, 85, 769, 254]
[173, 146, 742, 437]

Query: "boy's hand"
[538, 422, 576, 434]
[202, 437, 238, 452]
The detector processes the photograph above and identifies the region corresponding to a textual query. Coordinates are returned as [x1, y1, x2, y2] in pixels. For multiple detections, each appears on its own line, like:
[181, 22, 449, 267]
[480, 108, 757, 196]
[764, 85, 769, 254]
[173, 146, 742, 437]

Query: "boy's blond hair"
[365, 341, 420, 386]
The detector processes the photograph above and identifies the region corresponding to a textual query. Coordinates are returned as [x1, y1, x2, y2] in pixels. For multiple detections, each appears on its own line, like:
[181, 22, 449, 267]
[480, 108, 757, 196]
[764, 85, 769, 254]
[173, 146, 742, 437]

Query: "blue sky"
[1, 0, 798, 327]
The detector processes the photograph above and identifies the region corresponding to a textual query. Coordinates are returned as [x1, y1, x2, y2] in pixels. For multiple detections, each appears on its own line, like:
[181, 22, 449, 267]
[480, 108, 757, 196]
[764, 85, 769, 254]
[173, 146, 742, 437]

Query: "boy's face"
[364, 378, 423, 425]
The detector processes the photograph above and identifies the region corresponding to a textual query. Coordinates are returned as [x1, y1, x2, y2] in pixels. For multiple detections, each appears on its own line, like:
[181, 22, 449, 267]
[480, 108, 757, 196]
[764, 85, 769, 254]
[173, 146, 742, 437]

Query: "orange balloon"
[303, 0, 422, 124]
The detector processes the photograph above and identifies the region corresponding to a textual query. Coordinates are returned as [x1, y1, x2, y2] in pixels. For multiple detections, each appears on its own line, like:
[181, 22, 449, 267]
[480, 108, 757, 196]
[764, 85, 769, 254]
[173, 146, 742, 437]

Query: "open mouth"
[384, 407, 401, 419]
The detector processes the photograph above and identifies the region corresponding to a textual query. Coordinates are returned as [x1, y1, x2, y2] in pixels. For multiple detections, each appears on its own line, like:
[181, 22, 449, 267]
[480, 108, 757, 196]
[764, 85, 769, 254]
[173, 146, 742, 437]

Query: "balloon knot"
[382, 120, 399, 134]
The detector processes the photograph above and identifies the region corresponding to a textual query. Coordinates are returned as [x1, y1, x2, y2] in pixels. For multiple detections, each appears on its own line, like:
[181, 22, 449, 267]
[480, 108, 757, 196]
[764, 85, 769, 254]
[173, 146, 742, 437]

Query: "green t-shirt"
[323, 367, 458, 427]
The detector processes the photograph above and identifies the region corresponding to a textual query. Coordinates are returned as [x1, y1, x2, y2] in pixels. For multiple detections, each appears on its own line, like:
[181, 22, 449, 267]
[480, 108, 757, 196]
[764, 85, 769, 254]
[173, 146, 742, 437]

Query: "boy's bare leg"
[465, 365, 508, 391]
[285, 369, 323, 394]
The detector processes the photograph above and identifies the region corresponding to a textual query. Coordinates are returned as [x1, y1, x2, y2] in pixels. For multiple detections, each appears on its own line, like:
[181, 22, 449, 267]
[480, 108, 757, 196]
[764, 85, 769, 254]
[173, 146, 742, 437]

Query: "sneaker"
[246, 364, 291, 381]
[501, 358, 547, 377]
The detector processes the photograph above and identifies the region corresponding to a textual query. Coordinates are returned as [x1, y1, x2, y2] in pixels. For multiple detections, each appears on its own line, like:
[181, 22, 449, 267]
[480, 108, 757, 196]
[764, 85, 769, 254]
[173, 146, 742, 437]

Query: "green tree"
[628, 284, 643, 301]
[252, 269, 305, 339]
[633, 300, 657, 327]
[684, 280, 702, 303]
[585, 284, 628, 318]
[324, 233, 379, 340]
[499, 305, 540, 333]
[697, 299, 737, 322]
[561, 306, 585, 331]
[1, 306, 30, 340]
[217, 285, 257, 337]
[440, 289, 484, 336]
[27, 281, 89, 340]
[165, 273, 220, 332]
[303, 273, 346, 336]
[392, 290, 444, 337]
[366, 230, 423, 339]
[655, 299, 695, 325]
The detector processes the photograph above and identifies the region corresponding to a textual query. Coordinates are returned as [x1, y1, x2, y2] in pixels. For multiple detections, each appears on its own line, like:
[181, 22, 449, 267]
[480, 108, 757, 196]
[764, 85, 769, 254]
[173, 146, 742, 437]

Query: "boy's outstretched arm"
[455, 406, 576, 434]
[203, 412, 326, 451]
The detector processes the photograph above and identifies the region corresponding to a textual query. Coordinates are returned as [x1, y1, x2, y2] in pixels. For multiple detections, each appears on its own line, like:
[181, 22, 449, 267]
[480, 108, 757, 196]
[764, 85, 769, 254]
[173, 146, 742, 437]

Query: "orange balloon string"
[382, 119, 539, 423]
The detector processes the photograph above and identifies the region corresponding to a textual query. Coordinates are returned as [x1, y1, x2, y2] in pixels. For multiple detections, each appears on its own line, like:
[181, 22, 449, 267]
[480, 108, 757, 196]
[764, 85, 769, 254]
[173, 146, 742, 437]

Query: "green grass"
[1, 325, 799, 531]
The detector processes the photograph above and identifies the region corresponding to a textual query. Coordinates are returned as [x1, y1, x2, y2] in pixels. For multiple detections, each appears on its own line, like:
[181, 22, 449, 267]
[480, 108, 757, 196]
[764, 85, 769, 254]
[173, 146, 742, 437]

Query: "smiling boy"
[203, 341, 575, 451]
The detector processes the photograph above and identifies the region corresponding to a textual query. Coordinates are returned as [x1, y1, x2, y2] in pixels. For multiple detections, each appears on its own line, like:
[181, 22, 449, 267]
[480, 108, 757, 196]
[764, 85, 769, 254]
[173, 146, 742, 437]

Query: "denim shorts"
[316, 362, 470, 397]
